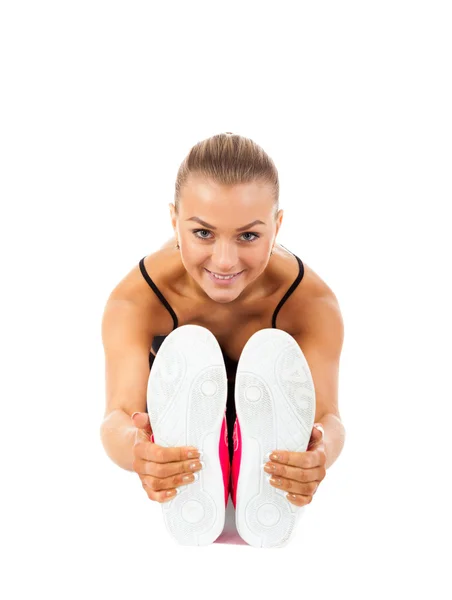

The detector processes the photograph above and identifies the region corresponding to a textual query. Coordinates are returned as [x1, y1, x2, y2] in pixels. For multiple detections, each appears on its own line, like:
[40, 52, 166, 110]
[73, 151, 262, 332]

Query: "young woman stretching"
[100, 132, 346, 547]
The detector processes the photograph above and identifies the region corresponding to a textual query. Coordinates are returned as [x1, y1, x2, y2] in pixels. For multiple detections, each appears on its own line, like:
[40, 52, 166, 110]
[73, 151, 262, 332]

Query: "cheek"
[185, 250, 210, 271]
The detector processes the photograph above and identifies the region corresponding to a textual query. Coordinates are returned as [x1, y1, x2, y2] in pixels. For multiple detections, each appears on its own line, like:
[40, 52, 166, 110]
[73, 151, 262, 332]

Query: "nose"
[211, 240, 238, 271]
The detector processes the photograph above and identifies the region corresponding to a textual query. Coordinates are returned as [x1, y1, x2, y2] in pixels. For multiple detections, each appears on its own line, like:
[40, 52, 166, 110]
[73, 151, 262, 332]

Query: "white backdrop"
[1, 1, 451, 598]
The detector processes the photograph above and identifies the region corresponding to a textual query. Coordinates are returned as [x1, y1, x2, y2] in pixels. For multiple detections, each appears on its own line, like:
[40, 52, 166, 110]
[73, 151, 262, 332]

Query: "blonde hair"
[174, 132, 279, 219]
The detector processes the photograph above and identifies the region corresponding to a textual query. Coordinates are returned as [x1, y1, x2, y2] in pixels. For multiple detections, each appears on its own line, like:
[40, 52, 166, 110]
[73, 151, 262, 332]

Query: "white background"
[1, 1, 451, 598]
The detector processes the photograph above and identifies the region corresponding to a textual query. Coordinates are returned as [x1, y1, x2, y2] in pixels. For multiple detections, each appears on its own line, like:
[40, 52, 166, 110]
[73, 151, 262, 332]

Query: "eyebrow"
[186, 217, 266, 231]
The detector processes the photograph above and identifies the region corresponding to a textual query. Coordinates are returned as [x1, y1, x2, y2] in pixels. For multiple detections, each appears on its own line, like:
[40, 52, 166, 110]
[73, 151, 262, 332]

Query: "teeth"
[211, 272, 236, 280]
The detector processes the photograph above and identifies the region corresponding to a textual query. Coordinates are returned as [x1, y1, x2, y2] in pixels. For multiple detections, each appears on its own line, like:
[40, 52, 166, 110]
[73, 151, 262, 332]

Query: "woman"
[100, 132, 346, 547]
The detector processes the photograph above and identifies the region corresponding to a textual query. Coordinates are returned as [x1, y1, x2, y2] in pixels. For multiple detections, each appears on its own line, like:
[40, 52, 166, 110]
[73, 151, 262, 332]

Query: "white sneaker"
[147, 325, 229, 546]
[234, 328, 316, 548]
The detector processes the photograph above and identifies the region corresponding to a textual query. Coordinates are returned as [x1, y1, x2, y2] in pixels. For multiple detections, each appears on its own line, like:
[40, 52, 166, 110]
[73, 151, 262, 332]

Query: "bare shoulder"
[301, 260, 338, 302]
[280, 250, 342, 335]
[296, 262, 343, 337]
[105, 244, 180, 339]
[101, 245, 181, 417]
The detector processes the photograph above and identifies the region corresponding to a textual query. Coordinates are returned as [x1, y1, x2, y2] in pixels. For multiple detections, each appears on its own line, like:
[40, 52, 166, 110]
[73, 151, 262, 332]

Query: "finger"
[269, 448, 324, 469]
[264, 461, 325, 483]
[314, 423, 324, 436]
[137, 457, 203, 478]
[308, 425, 324, 449]
[133, 439, 199, 462]
[134, 426, 154, 450]
[145, 487, 180, 504]
[131, 412, 153, 433]
[144, 443, 201, 464]
[267, 475, 319, 497]
[286, 493, 313, 507]
[135, 428, 152, 446]
[142, 470, 198, 492]
[132, 413, 153, 446]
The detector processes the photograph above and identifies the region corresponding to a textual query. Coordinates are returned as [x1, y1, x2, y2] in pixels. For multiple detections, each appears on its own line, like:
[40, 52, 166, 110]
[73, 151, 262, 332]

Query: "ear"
[275, 209, 284, 236]
[169, 203, 177, 232]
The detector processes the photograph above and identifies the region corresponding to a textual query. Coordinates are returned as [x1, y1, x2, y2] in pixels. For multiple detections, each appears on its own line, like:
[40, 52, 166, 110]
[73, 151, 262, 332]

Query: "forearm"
[100, 409, 139, 472]
[317, 413, 346, 469]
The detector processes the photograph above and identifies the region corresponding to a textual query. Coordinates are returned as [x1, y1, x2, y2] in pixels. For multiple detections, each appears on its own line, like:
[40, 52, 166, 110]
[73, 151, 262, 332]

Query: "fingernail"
[131, 412, 139, 419]
[187, 448, 200, 459]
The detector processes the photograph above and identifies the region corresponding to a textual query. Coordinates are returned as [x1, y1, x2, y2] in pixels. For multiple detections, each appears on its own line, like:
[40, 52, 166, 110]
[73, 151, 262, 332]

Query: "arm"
[315, 413, 346, 470]
[292, 294, 346, 470]
[100, 408, 141, 472]
[99, 296, 154, 471]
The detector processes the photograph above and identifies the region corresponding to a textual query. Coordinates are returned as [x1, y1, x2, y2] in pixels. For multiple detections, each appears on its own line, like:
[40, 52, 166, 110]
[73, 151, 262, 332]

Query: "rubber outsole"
[147, 325, 228, 546]
[234, 328, 316, 548]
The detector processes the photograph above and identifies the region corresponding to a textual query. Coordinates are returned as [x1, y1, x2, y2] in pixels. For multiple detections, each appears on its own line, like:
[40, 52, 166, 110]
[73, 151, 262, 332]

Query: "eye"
[192, 229, 260, 242]
[241, 232, 260, 242]
[192, 229, 212, 240]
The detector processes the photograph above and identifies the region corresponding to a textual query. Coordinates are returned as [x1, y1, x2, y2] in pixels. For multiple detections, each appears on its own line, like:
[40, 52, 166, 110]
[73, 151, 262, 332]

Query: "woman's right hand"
[131, 412, 203, 503]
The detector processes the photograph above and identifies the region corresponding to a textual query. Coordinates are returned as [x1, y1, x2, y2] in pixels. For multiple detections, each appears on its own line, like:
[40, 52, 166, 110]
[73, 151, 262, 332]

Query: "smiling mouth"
[206, 269, 242, 276]
[205, 268, 244, 281]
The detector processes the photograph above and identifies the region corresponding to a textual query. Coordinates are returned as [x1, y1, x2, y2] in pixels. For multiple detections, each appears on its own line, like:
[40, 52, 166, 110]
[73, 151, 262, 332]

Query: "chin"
[204, 286, 242, 304]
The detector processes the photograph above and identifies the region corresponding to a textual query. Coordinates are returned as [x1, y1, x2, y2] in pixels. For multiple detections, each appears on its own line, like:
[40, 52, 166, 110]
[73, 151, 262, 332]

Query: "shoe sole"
[234, 328, 316, 548]
[147, 325, 228, 546]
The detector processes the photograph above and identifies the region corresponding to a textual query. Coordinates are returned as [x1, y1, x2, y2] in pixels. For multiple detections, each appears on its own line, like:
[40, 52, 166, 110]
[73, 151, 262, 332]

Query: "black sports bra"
[139, 244, 304, 374]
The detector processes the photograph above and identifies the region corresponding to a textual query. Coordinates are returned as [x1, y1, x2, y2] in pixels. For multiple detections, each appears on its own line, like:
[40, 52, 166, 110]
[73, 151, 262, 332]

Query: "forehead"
[180, 176, 273, 213]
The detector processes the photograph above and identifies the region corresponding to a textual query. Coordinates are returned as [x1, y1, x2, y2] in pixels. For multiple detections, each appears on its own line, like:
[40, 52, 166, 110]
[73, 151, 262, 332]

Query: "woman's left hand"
[263, 423, 326, 506]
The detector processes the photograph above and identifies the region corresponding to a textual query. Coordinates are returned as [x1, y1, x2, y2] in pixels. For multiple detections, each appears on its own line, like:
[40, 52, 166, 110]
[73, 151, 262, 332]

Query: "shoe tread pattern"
[235, 329, 316, 548]
[147, 325, 228, 546]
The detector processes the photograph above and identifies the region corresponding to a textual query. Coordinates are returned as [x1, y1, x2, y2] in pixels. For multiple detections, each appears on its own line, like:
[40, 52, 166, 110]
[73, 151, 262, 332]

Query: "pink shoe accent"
[219, 412, 230, 507]
[231, 417, 242, 509]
